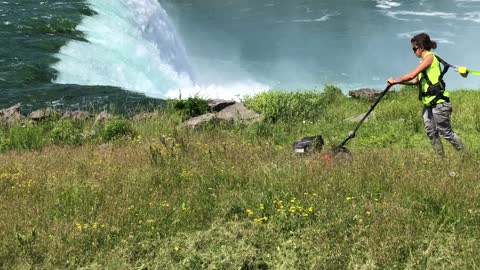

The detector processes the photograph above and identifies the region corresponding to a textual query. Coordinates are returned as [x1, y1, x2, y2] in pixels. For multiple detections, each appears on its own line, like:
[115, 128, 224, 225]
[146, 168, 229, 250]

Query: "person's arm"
[388, 54, 433, 85]
[397, 79, 418, 86]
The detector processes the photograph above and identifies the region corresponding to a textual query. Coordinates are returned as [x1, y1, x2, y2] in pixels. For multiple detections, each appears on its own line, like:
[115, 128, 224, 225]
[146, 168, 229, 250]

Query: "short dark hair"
[411, 33, 437, 50]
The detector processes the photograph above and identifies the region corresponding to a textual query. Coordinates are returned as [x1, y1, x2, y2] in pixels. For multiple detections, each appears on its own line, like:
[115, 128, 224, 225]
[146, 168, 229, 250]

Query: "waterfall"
[53, 0, 194, 98]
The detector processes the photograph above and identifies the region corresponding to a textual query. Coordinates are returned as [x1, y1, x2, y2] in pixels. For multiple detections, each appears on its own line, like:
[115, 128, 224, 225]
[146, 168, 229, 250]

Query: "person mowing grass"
[387, 32, 465, 156]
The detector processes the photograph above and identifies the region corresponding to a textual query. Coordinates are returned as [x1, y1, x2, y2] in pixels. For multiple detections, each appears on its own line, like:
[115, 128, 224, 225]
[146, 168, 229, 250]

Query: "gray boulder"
[0, 104, 23, 124]
[208, 99, 236, 112]
[180, 103, 262, 129]
[61, 110, 92, 121]
[29, 108, 59, 121]
[94, 111, 113, 124]
[216, 103, 261, 122]
[349, 88, 384, 101]
[181, 113, 216, 129]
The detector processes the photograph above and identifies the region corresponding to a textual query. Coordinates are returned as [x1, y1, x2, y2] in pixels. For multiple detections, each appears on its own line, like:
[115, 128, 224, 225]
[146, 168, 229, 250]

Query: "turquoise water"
[2, 0, 480, 110]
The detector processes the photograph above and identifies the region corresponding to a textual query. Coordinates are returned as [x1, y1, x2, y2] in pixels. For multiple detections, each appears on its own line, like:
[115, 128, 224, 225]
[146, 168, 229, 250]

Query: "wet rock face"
[0, 104, 24, 124]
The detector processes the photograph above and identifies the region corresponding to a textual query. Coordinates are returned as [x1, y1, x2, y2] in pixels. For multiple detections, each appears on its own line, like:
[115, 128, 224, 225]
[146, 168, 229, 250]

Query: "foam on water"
[375, 0, 401, 9]
[383, 9, 480, 24]
[291, 14, 333, 23]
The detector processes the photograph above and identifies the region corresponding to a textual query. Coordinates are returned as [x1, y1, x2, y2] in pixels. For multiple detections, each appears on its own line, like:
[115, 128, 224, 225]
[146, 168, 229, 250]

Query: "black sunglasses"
[412, 47, 419, 53]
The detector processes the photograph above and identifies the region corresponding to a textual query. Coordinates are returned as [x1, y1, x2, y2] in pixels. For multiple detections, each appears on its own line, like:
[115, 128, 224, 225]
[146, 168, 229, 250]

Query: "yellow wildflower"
[308, 207, 313, 213]
[246, 209, 254, 216]
[253, 217, 268, 224]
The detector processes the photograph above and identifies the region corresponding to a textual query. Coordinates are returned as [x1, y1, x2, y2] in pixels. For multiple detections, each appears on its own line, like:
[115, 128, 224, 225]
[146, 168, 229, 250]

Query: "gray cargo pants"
[423, 102, 464, 156]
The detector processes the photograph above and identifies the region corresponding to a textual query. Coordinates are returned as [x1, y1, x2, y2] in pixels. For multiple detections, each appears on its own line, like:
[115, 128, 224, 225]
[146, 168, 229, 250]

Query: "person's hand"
[387, 77, 397, 86]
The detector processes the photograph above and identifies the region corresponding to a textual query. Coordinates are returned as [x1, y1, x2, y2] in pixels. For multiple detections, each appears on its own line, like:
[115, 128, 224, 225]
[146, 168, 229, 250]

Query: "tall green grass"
[1, 86, 480, 269]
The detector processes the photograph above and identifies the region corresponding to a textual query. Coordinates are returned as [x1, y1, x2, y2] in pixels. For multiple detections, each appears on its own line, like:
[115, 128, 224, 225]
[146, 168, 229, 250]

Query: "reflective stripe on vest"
[418, 52, 450, 106]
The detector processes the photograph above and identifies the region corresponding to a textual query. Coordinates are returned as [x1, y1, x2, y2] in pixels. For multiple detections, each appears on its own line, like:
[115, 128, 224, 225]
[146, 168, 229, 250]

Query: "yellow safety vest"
[418, 52, 450, 106]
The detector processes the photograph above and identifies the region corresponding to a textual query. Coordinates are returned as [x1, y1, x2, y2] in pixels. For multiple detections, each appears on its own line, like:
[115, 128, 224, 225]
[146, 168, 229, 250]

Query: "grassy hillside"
[1, 86, 480, 269]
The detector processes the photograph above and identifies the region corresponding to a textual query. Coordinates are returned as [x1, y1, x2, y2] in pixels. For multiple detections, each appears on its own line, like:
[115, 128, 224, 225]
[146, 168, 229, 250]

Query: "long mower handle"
[338, 84, 393, 148]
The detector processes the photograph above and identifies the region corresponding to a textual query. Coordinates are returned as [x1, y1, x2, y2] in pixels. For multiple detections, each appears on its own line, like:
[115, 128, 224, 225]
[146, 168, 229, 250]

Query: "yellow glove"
[457, 67, 480, 78]
[457, 67, 468, 78]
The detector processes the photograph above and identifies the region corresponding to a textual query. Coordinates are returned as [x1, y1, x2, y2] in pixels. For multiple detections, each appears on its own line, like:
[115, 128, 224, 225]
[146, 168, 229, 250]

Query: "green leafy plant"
[50, 120, 83, 146]
[0, 125, 46, 151]
[168, 97, 209, 120]
[243, 85, 345, 122]
[101, 119, 135, 142]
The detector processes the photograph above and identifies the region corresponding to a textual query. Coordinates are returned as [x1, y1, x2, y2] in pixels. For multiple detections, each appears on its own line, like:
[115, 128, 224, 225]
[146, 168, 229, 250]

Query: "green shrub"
[243, 86, 344, 122]
[0, 125, 46, 151]
[49, 121, 83, 146]
[168, 97, 209, 120]
[322, 84, 344, 104]
[101, 119, 135, 142]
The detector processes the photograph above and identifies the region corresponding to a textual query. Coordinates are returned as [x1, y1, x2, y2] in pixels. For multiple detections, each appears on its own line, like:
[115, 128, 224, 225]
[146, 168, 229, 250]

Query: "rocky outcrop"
[208, 99, 236, 112]
[216, 103, 261, 122]
[181, 113, 216, 129]
[0, 104, 23, 124]
[349, 88, 384, 101]
[0, 104, 112, 125]
[28, 108, 60, 122]
[28, 109, 94, 122]
[94, 111, 113, 124]
[180, 102, 262, 128]
[61, 110, 92, 121]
